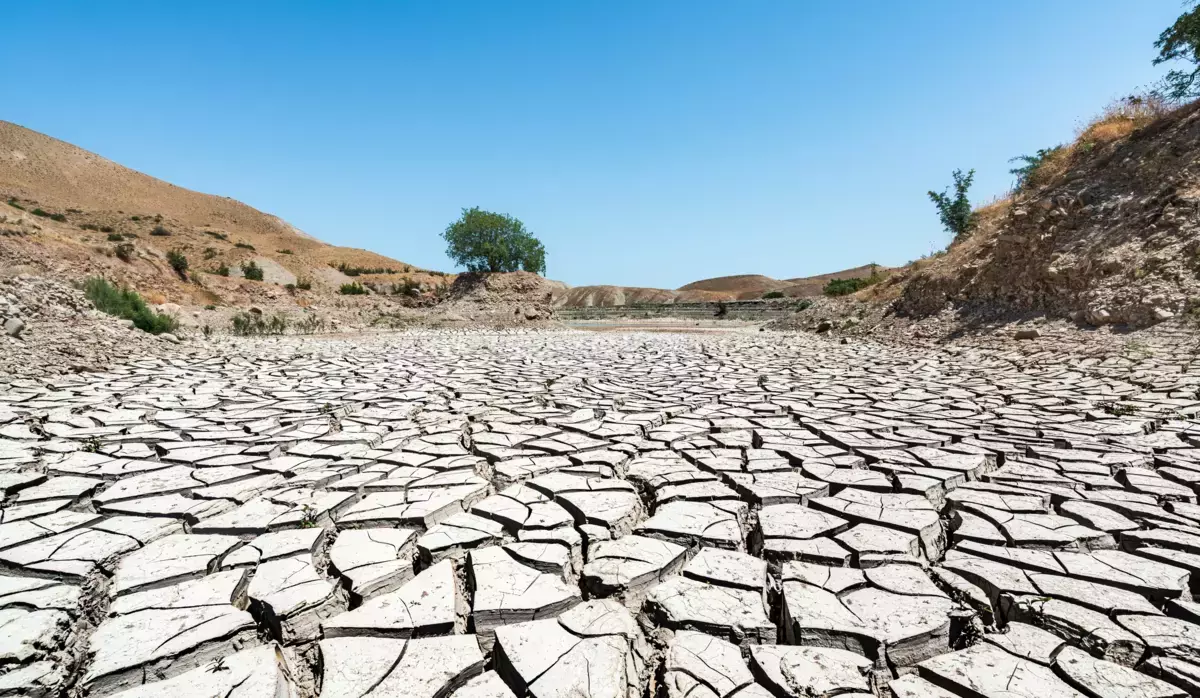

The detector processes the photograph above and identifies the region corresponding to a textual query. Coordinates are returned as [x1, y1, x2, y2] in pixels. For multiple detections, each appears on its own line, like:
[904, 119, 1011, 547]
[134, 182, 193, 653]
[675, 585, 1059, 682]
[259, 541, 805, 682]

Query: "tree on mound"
[442, 207, 546, 275]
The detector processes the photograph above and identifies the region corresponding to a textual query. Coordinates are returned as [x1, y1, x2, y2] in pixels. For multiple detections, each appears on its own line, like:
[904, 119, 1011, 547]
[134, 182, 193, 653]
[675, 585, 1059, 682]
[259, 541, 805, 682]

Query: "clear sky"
[1, 1, 1185, 288]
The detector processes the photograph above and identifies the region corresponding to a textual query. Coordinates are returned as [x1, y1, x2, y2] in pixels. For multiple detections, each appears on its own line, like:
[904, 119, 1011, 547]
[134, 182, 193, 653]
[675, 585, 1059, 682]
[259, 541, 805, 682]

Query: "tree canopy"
[442, 207, 546, 275]
[927, 169, 978, 242]
[1155, 2, 1200, 100]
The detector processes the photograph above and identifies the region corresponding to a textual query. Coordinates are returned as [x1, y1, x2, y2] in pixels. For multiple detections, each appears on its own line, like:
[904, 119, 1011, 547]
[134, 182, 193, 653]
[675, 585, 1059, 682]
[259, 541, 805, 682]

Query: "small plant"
[201, 324, 213, 339]
[203, 247, 218, 260]
[433, 282, 451, 300]
[928, 169, 978, 242]
[203, 230, 228, 240]
[166, 250, 189, 279]
[230, 312, 287, 336]
[823, 277, 879, 296]
[277, 249, 293, 255]
[82, 437, 102, 453]
[83, 277, 178, 334]
[241, 261, 264, 281]
[31, 208, 49, 217]
[150, 225, 171, 236]
[115, 242, 136, 262]
[80, 223, 99, 231]
[99, 226, 114, 233]
[213, 264, 230, 276]
[395, 278, 421, 298]
[1009, 146, 1064, 190]
[715, 301, 728, 318]
[130, 215, 141, 221]
[234, 241, 255, 250]
[339, 282, 368, 295]
[762, 290, 785, 299]
[295, 277, 312, 291]
[6, 199, 23, 210]
[204, 304, 217, 310]
[107, 232, 124, 242]
[296, 314, 326, 334]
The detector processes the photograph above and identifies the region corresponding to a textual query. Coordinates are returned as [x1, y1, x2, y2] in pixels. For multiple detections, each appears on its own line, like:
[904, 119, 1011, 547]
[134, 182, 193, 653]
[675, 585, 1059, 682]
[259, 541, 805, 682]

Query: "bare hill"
[557, 265, 886, 307]
[0, 120, 443, 307]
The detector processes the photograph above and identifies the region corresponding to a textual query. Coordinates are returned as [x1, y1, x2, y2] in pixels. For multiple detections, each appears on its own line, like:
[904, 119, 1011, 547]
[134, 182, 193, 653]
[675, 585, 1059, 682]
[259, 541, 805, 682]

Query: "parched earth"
[1, 330, 1199, 697]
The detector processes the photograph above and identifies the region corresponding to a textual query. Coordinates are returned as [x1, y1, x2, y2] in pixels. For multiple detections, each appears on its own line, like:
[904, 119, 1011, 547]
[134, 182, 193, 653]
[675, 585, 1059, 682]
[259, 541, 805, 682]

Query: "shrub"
[823, 277, 880, 296]
[230, 312, 287, 336]
[241, 261, 264, 281]
[762, 290, 785, 299]
[167, 250, 189, 278]
[7, 200, 23, 210]
[715, 301, 728, 318]
[277, 249, 293, 255]
[235, 242, 255, 250]
[296, 277, 312, 290]
[130, 215, 141, 221]
[927, 169, 977, 242]
[203, 230, 228, 240]
[395, 278, 421, 298]
[442, 207, 546, 274]
[107, 232, 124, 242]
[83, 277, 178, 334]
[99, 226, 114, 233]
[296, 314, 325, 334]
[339, 282, 368, 295]
[115, 243, 136, 262]
[213, 264, 230, 276]
[794, 299, 813, 311]
[203, 247, 218, 259]
[31, 208, 49, 217]
[150, 225, 171, 236]
[285, 283, 296, 293]
[204, 304, 216, 310]
[1009, 146, 1066, 190]
[80, 223, 99, 231]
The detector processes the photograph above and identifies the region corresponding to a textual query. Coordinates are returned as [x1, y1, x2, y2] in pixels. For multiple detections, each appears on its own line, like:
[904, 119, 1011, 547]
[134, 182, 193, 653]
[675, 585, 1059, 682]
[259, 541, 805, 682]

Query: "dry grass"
[1076, 95, 1170, 145]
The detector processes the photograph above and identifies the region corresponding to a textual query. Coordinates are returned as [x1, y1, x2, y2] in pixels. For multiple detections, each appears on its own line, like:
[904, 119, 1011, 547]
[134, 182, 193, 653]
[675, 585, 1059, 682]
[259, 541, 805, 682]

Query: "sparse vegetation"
[339, 282, 368, 295]
[1009, 146, 1065, 190]
[80, 223, 99, 231]
[115, 242, 135, 262]
[107, 232, 124, 242]
[32, 208, 66, 222]
[166, 250, 189, 278]
[7, 199, 23, 210]
[230, 312, 287, 336]
[203, 247, 218, 260]
[277, 249, 293, 255]
[213, 264, 230, 276]
[203, 230, 228, 240]
[99, 226, 114, 233]
[150, 225, 171, 236]
[331, 262, 399, 276]
[927, 169, 978, 242]
[296, 277, 312, 291]
[761, 290, 785, 299]
[395, 278, 421, 298]
[241, 261, 264, 281]
[442, 207, 546, 274]
[83, 277, 178, 334]
[130, 215, 141, 221]
[234, 242, 255, 250]
[295, 314, 326, 334]
[823, 276, 878, 296]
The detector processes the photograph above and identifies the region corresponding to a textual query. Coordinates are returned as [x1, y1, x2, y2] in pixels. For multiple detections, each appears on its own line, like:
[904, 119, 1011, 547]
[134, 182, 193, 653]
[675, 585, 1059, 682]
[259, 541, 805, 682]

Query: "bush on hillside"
[241, 261, 264, 281]
[339, 282, 368, 295]
[150, 225, 171, 236]
[762, 290, 785, 299]
[167, 250, 189, 278]
[823, 276, 881, 297]
[295, 277, 312, 290]
[927, 169, 978, 242]
[115, 243, 135, 263]
[231, 312, 287, 336]
[83, 277, 178, 334]
[442, 207, 546, 274]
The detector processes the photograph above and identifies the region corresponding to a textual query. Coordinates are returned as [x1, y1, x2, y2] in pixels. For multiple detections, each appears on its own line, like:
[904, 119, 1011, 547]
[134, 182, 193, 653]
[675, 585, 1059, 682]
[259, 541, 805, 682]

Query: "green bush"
[107, 232, 124, 242]
[7, 200, 23, 210]
[339, 282, 368, 295]
[295, 314, 325, 334]
[214, 264, 230, 276]
[241, 261, 264, 281]
[331, 262, 399, 276]
[277, 249, 293, 255]
[395, 278, 421, 298]
[83, 277, 178, 334]
[80, 223, 99, 231]
[203, 230, 228, 240]
[203, 247, 218, 260]
[150, 225, 171, 236]
[167, 250, 189, 278]
[130, 215, 141, 221]
[235, 242, 255, 250]
[295, 277, 312, 290]
[927, 169, 977, 241]
[1009, 146, 1064, 190]
[230, 312, 287, 336]
[115, 243, 135, 262]
[823, 277, 879, 296]
[762, 290, 785, 299]
[31, 208, 48, 217]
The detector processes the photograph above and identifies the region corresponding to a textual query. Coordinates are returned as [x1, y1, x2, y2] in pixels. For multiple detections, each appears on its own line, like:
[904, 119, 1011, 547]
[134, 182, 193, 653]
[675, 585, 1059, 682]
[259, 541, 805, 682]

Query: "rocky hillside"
[890, 99, 1200, 328]
[557, 265, 885, 307]
[0, 120, 448, 308]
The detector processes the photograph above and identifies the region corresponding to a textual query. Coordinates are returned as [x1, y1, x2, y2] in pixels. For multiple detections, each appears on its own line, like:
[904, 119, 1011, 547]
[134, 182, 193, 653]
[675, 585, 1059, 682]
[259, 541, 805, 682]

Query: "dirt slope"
[887, 100, 1200, 329]
[0, 120, 443, 307]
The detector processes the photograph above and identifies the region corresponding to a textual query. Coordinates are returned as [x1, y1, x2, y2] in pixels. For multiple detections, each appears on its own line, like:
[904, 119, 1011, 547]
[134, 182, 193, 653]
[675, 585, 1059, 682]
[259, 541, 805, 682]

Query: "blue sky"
[1, 2, 1185, 287]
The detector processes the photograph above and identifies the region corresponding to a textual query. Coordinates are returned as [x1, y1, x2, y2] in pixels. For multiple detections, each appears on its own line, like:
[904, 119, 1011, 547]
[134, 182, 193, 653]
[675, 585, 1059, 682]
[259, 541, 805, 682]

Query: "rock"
[816, 320, 833, 333]
[1153, 307, 1175, 322]
[3, 317, 24, 338]
[159, 333, 180, 344]
[1014, 328, 1040, 339]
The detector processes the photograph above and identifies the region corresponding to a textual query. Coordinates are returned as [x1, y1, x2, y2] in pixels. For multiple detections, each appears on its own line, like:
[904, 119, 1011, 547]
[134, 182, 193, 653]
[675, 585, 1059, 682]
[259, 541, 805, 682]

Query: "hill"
[0, 120, 445, 308]
[556, 265, 886, 307]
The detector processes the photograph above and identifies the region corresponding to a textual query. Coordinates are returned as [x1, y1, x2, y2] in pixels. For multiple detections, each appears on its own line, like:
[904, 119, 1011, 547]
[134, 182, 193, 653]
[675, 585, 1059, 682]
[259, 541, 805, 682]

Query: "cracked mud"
[0, 330, 1198, 697]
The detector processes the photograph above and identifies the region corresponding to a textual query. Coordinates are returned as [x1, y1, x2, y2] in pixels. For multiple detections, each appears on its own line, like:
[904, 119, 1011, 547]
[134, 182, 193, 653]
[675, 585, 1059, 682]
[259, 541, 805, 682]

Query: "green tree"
[1154, 2, 1200, 100]
[442, 207, 546, 274]
[927, 169, 978, 241]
